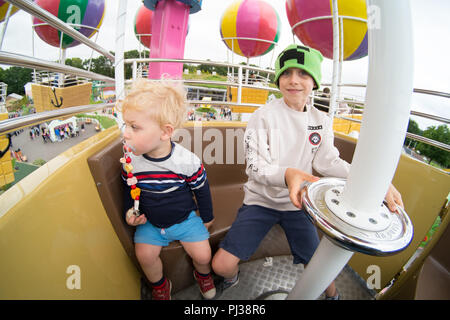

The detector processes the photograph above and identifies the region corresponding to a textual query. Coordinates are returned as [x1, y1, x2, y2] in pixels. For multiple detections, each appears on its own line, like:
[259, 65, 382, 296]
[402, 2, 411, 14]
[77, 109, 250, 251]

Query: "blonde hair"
[119, 78, 187, 129]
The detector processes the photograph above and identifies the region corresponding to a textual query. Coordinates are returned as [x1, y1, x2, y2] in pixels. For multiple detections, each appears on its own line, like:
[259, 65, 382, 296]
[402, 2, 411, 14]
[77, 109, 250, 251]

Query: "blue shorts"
[220, 204, 320, 264]
[134, 211, 210, 246]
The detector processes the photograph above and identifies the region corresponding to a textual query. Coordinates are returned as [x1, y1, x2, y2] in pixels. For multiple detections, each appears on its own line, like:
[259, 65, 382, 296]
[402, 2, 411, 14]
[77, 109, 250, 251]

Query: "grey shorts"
[219, 204, 320, 264]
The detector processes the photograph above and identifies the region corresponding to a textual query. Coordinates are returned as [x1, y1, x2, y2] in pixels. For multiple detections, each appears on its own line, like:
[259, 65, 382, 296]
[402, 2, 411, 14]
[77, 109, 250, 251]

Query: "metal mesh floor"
[173, 255, 375, 300]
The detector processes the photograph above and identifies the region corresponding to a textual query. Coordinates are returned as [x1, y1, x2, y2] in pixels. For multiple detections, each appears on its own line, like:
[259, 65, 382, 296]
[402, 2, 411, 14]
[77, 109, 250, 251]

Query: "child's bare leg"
[135, 243, 163, 283]
[181, 240, 212, 274]
[212, 248, 240, 279]
[182, 240, 216, 298]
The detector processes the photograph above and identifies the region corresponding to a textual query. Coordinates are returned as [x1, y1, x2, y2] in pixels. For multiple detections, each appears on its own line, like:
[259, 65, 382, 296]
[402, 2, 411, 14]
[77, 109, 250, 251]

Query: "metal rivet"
[331, 199, 339, 205]
[380, 213, 389, 219]
[332, 189, 340, 195]
[369, 218, 377, 224]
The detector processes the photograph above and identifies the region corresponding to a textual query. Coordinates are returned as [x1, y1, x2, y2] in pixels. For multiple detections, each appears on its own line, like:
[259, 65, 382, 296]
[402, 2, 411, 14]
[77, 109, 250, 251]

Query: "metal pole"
[288, 238, 353, 299]
[114, 0, 127, 128]
[287, 0, 414, 300]
[0, 3, 14, 49]
[237, 65, 243, 104]
[337, 16, 344, 112]
[329, 0, 340, 118]
[341, 0, 414, 214]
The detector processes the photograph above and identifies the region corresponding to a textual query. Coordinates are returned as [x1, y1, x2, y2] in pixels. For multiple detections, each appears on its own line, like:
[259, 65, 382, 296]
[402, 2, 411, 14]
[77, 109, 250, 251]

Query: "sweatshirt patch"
[309, 132, 322, 146]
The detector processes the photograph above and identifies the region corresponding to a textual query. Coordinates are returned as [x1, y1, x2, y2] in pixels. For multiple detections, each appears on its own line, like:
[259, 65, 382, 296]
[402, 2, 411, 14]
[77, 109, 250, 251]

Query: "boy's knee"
[192, 251, 212, 266]
[212, 249, 239, 276]
[135, 244, 161, 266]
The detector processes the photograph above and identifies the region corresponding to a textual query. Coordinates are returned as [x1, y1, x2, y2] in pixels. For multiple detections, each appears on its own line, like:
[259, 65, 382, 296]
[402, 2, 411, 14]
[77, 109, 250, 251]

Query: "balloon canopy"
[143, 0, 202, 14]
[0, 1, 19, 23]
[220, 0, 281, 59]
[286, 0, 368, 61]
[33, 0, 105, 49]
[134, 4, 153, 49]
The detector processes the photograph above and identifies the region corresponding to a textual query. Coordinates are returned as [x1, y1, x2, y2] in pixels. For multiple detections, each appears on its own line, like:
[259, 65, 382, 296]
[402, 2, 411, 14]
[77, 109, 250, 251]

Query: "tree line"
[64, 51, 241, 79]
[0, 50, 274, 95]
[405, 119, 449, 168]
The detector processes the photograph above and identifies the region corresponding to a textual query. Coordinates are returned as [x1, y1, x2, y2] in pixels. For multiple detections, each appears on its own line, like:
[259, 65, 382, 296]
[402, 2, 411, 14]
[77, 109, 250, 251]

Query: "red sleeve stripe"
[135, 173, 180, 179]
[185, 164, 204, 182]
[121, 170, 180, 180]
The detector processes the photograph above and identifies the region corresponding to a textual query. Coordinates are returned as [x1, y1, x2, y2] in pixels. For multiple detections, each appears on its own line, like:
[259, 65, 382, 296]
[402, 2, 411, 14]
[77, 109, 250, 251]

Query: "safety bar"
[124, 58, 275, 75]
[0, 51, 115, 83]
[0, 102, 114, 135]
[339, 83, 450, 99]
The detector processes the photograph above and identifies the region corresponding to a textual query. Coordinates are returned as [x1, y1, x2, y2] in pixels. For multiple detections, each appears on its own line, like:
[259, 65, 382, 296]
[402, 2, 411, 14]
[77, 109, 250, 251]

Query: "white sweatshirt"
[243, 98, 351, 211]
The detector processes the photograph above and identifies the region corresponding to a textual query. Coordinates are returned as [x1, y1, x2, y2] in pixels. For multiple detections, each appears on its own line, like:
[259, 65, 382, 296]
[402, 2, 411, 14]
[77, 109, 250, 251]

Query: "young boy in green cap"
[212, 44, 403, 299]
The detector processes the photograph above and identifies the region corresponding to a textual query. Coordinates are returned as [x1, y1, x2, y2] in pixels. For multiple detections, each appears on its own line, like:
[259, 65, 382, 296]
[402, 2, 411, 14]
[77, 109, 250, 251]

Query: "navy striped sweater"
[122, 142, 213, 228]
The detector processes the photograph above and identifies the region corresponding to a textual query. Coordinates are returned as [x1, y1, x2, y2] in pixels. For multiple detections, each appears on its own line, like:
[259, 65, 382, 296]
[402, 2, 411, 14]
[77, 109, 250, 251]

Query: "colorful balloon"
[134, 4, 153, 49]
[33, 0, 105, 49]
[286, 0, 367, 60]
[0, 1, 19, 23]
[220, 0, 281, 58]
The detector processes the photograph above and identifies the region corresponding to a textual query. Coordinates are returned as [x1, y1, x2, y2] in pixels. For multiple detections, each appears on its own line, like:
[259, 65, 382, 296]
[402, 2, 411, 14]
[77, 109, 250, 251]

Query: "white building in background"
[47, 117, 78, 142]
[24, 82, 33, 100]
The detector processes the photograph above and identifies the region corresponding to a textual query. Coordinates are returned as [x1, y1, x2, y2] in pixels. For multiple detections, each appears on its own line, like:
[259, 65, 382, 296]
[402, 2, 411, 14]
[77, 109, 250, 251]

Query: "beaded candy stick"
[121, 141, 141, 217]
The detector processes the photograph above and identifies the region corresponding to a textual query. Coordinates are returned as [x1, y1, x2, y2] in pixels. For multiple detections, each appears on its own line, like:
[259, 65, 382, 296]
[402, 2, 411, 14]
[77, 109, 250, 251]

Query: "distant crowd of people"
[220, 107, 232, 120]
[187, 106, 233, 121]
[52, 123, 80, 142]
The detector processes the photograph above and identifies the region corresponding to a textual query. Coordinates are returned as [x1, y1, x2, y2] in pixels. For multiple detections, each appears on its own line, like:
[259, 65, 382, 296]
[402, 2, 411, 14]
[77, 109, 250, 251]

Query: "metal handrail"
[7, 0, 114, 62]
[410, 110, 450, 124]
[124, 58, 275, 75]
[0, 51, 115, 83]
[131, 78, 280, 93]
[413, 88, 450, 99]
[0, 102, 114, 135]
[318, 96, 449, 124]
[188, 100, 261, 108]
[0, 53, 447, 152]
[337, 83, 450, 99]
[405, 132, 450, 152]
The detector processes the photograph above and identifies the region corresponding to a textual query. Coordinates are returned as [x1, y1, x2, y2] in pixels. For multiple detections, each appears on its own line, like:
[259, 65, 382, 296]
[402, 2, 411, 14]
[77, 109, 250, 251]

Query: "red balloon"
[134, 5, 153, 49]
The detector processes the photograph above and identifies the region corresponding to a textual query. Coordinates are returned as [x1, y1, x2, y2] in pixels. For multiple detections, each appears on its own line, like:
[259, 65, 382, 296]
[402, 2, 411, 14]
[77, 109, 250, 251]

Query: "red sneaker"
[193, 271, 216, 299]
[152, 278, 172, 300]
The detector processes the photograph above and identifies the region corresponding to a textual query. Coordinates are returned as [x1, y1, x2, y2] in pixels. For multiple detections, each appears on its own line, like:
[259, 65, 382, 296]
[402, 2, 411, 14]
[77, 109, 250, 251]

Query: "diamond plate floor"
[173, 255, 375, 300]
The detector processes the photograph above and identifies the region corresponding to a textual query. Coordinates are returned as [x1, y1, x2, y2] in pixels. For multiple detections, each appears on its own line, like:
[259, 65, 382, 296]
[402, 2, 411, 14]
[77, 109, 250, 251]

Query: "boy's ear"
[161, 124, 174, 141]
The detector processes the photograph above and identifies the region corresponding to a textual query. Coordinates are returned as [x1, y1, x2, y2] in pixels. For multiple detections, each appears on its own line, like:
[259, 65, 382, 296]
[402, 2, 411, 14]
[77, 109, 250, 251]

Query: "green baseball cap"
[274, 44, 324, 90]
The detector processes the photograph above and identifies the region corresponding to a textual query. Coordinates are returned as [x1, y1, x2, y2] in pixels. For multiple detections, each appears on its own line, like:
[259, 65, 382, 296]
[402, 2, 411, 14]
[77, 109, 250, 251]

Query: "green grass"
[1, 161, 40, 192]
[182, 73, 228, 89]
[75, 113, 117, 129]
[182, 72, 281, 100]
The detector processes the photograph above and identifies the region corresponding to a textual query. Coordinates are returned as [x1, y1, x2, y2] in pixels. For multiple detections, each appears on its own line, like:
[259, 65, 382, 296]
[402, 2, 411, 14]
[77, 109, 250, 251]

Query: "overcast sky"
[1, 0, 449, 129]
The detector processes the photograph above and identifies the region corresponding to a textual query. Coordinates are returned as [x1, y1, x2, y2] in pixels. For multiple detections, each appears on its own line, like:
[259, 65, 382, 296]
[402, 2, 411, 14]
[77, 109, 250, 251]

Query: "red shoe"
[193, 271, 216, 299]
[152, 278, 172, 300]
